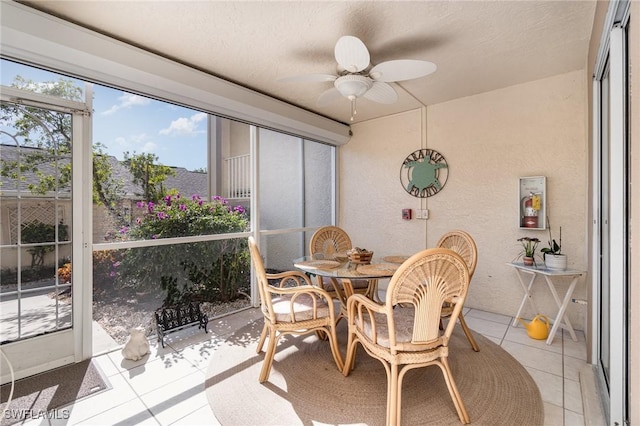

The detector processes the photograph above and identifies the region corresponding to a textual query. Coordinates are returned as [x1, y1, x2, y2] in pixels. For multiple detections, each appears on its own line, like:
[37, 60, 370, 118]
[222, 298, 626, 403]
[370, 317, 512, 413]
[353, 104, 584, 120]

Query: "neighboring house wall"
[221, 120, 251, 200]
[229, 121, 251, 158]
[341, 69, 587, 328]
[92, 200, 137, 243]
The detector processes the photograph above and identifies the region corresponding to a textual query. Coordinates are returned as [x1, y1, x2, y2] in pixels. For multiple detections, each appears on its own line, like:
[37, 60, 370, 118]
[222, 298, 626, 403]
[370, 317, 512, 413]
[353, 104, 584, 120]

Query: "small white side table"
[507, 262, 586, 345]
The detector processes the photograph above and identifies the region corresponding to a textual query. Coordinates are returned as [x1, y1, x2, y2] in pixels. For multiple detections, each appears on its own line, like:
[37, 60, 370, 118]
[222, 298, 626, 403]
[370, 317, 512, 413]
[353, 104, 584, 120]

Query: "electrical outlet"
[416, 209, 429, 220]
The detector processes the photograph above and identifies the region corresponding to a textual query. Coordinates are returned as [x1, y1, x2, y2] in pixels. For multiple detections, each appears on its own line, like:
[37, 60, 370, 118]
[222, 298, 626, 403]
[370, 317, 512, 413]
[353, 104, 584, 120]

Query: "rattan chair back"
[248, 236, 343, 382]
[436, 230, 480, 352]
[308, 226, 372, 300]
[385, 248, 470, 347]
[343, 247, 471, 425]
[436, 230, 478, 278]
[309, 226, 352, 258]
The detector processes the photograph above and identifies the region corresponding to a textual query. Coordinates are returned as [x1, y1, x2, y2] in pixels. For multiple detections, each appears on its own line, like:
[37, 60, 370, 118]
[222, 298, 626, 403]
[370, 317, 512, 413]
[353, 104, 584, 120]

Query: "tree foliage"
[0, 77, 76, 193]
[0, 76, 126, 223]
[123, 151, 175, 203]
[21, 221, 69, 267]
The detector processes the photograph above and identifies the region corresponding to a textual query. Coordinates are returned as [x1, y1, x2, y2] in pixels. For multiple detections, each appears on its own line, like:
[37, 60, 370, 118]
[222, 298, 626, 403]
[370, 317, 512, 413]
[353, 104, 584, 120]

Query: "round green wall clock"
[400, 149, 449, 198]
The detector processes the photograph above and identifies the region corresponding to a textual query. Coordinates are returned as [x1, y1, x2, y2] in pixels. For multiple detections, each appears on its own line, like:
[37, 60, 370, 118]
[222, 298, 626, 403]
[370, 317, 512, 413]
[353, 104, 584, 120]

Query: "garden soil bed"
[3, 280, 251, 346]
[92, 290, 251, 345]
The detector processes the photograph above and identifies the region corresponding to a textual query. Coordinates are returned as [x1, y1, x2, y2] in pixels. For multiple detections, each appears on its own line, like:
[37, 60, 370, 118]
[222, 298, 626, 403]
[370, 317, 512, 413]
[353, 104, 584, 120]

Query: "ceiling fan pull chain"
[350, 96, 357, 121]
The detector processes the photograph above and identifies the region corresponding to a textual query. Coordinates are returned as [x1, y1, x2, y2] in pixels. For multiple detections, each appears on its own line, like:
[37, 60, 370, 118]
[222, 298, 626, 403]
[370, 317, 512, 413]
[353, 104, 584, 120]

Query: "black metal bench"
[154, 302, 209, 348]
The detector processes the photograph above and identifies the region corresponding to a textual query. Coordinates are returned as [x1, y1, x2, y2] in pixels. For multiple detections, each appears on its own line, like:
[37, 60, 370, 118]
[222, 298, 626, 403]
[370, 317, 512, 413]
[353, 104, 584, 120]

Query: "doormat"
[0, 359, 110, 426]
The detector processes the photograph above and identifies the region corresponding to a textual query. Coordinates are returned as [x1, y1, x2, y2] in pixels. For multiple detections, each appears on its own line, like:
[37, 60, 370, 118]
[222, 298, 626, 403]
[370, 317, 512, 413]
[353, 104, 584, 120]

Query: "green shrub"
[92, 250, 123, 293]
[21, 221, 69, 267]
[117, 194, 250, 306]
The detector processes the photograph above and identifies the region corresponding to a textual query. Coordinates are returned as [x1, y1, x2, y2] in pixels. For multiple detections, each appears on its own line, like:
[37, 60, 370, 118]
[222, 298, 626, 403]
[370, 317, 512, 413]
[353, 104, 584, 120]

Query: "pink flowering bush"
[118, 194, 250, 305]
[128, 194, 247, 239]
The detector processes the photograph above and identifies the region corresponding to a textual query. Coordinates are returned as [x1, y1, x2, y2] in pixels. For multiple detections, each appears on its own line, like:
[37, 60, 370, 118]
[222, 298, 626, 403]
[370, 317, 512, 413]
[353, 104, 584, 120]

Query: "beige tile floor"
[18, 306, 589, 426]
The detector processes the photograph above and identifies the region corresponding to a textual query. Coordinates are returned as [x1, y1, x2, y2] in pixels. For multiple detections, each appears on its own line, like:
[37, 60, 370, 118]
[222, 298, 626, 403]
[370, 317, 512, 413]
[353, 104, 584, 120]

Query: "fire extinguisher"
[521, 193, 541, 228]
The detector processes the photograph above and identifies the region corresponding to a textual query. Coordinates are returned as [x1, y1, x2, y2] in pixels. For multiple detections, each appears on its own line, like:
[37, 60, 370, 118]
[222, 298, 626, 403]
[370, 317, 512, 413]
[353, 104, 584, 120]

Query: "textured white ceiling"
[21, 0, 596, 125]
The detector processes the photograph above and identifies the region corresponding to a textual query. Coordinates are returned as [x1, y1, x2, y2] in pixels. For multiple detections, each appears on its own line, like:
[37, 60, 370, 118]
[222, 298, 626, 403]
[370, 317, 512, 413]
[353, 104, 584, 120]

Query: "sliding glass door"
[592, 2, 630, 423]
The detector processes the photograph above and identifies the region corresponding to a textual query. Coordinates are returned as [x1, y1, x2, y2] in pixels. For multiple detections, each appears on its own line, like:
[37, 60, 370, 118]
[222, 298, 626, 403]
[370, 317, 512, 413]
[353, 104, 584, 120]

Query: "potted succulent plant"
[516, 237, 540, 266]
[541, 222, 566, 270]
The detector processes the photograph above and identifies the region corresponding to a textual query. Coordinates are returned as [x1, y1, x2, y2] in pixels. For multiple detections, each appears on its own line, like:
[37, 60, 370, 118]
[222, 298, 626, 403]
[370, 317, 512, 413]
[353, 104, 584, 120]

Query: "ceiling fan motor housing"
[334, 75, 372, 98]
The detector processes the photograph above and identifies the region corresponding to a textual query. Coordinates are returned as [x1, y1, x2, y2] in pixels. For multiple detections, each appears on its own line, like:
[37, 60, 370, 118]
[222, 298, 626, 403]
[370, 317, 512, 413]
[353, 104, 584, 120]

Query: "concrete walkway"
[0, 289, 118, 355]
[0, 289, 71, 342]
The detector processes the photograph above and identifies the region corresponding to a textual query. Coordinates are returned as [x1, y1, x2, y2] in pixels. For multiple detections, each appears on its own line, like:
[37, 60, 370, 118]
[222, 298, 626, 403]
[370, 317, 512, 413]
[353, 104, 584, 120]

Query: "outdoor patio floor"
[8, 303, 596, 426]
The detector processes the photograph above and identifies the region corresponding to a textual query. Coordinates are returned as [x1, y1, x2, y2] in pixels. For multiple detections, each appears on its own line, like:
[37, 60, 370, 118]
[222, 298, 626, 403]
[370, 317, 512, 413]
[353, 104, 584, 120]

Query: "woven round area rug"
[205, 320, 543, 425]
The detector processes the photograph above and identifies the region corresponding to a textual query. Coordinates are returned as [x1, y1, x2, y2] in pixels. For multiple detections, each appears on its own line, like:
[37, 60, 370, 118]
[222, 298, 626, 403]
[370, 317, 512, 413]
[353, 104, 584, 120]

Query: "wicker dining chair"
[248, 236, 343, 383]
[342, 248, 471, 425]
[436, 230, 480, 352]
[309, 226, 374, 301]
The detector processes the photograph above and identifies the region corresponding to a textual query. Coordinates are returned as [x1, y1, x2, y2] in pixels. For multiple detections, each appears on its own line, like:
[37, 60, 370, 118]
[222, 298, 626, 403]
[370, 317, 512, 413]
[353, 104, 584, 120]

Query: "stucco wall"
[340, 109, 427, 258]
[340, 70, 588, 327]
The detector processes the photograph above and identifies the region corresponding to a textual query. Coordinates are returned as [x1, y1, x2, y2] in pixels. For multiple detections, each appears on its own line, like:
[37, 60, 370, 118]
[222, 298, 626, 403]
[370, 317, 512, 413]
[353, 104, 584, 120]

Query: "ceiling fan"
[279, 35, 437, 121]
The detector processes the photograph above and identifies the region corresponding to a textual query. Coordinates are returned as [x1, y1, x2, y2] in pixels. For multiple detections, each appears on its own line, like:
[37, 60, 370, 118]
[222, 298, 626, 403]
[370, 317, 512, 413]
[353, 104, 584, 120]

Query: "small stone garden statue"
[121, 326, 150, 361]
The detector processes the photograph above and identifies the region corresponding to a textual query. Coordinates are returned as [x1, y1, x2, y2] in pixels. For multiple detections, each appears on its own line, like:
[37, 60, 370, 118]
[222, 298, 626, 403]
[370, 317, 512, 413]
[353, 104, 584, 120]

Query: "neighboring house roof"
[164, 166, 208, 200]
[0, 144, 71, 194]
[0, 144, 208, 199]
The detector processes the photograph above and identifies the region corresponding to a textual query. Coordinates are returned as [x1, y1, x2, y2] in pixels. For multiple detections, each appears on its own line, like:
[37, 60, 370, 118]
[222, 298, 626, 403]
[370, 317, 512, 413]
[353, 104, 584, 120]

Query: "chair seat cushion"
[270, 293, 332, 322]
[359, 306, 441, 351]
[359, 307, 414, 348]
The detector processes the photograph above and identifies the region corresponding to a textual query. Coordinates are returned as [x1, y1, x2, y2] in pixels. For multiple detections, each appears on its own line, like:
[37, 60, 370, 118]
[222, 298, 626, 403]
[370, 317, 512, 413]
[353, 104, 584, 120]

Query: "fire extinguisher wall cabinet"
[519, 176, 546, 230]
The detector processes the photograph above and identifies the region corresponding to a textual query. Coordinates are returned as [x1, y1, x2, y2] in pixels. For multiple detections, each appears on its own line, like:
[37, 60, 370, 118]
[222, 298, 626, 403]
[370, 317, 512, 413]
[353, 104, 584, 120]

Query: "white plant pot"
[545, 254, 567, 270]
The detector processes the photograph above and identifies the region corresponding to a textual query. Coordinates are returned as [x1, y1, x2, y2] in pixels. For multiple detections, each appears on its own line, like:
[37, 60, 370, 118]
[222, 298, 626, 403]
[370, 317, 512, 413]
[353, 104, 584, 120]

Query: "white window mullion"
[250, 125, 259, 308]
[590, 77, 601, 365]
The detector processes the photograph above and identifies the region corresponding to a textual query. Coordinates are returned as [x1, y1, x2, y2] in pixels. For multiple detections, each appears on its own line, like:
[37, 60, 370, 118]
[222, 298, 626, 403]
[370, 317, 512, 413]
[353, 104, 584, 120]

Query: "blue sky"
[1, 59, 207, 171]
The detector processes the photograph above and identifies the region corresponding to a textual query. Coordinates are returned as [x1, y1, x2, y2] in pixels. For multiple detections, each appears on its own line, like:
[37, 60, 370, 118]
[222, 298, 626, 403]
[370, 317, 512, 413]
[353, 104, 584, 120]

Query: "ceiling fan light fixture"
[334, 75, 372, 98]
[280, 35, 436, 121]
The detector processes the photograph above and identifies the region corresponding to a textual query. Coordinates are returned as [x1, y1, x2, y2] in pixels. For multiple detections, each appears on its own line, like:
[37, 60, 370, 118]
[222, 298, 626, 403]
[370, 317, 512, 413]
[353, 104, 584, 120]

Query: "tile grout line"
[71, 366, 153, 425]
[498, 317, 512, 345]
[562, 328, 566, 426]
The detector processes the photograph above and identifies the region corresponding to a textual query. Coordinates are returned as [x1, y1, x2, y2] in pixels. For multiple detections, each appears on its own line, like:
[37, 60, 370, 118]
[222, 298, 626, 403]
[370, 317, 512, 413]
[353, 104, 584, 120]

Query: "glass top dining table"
[293, 255, 408, 309]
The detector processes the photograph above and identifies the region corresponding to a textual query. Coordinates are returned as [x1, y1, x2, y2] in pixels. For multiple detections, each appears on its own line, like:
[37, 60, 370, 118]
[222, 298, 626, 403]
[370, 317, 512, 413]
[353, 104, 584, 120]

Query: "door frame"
[0, 85, 93, 383]
[591, 1, 630, 423]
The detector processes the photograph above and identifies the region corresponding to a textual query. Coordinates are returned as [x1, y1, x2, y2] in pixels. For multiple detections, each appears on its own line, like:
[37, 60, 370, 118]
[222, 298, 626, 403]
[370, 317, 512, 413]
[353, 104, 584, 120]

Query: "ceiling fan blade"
[277, 73, 337, 83]
[334, 36, 370, 73]
[369, 60, 437, 82]
[317, 87, 343, 107]
[362, 81, 398, 104]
